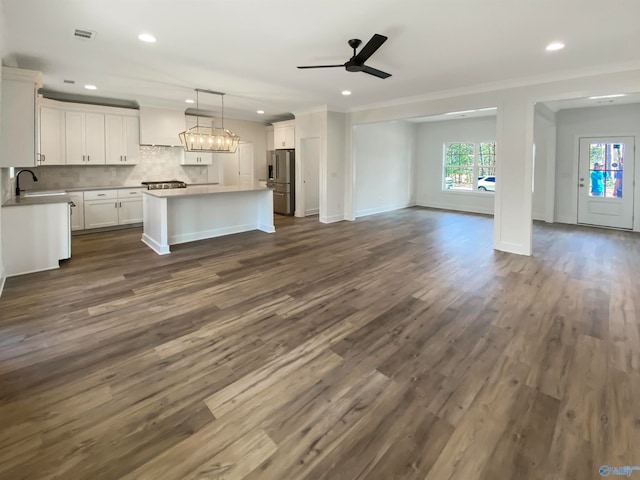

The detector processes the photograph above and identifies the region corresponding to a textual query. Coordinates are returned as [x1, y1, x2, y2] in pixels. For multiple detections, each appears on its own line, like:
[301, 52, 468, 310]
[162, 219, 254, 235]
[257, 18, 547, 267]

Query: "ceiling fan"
[297, 34, 391, 79]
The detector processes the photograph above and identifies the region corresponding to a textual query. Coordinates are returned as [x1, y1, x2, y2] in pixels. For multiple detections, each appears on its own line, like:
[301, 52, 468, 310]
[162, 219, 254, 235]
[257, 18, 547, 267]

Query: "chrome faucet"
[15, 169, 38, 196]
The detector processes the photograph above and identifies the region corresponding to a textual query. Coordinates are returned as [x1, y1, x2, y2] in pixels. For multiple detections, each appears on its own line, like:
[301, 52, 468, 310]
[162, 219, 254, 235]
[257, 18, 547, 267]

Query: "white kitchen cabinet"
[83, 188, 143, 229]
[273, 121, 295, 149]
[139, 107, 185, 146]
[105, 115, 140, 164]
[181, 151, 213, 165]
[117, 188, 143, 224]
[1, 201, 70, 276]
[84, 198, 119, 228]
[38, 106, 65, 165]
[65, 111, 106, 164]
[0, 67, 42, 167]
[68, 192, 85, 231]
[118, 198, 143, 224]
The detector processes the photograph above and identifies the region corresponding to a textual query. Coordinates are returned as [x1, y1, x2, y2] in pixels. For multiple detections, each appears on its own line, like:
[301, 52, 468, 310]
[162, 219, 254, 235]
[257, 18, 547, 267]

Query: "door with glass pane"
[577, 137, 634, 229]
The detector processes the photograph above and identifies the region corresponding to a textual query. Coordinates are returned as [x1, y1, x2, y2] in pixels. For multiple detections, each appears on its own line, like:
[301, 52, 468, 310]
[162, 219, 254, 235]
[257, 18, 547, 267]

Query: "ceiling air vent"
[74, 29, 96, 40]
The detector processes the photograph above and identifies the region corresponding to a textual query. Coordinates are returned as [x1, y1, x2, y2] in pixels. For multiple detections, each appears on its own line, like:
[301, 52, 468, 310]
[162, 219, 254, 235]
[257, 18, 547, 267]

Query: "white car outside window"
[478, 176, 495, 192]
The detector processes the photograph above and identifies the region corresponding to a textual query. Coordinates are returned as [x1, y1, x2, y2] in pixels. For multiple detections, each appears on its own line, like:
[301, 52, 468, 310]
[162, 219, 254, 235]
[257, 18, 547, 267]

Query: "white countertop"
[2, 194, 72, 208]
[143, 184, 271, 198]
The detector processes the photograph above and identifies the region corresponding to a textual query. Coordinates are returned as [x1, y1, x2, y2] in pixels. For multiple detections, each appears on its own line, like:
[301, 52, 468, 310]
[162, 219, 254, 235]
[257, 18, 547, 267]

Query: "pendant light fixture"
[179, 89, 240, 153]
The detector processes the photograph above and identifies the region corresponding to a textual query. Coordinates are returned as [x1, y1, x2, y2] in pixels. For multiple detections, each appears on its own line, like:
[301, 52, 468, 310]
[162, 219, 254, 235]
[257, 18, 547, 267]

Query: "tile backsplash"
[7, 146, 219, 192]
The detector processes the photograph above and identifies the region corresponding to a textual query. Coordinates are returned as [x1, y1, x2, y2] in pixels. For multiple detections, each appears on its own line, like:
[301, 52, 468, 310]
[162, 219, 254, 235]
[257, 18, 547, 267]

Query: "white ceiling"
[2, 0, 640, 123]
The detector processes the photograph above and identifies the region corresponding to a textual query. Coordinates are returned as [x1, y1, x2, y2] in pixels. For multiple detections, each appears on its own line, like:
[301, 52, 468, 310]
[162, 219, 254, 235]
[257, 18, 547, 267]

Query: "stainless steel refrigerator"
[267, 149, 295, 215]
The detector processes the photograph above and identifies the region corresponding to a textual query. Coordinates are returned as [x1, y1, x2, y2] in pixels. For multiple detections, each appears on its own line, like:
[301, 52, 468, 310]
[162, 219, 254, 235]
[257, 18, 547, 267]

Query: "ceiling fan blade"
[361, 65, 392, 79]
[297, 64, 344, 69]
[353, 34, 388, 64]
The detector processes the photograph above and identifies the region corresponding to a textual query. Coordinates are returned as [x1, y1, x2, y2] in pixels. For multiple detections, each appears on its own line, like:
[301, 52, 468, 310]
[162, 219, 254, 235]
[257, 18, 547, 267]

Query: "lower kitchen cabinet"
[118, 197, 143, 224]
[68, 192, 84, 231]
[84, 198, 119, 229]
[74, 188, 143, 230]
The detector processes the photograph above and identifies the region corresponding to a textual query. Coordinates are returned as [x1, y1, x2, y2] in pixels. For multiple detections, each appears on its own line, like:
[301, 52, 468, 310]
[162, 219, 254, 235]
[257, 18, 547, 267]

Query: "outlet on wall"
[110, 168, 116, 178]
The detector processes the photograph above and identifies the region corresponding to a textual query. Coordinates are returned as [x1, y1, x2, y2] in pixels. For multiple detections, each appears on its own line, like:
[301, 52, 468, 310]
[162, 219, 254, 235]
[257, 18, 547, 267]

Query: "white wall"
[345, 68, 640, 255]
[353, 120, 416, 217]
[324, 111, 345, 223]
[555, 103, 640, 227]
[0, 54, 5, 295]
[221, 118, 267, 182]
[532, 104, 556, 222]
[416, 116, 496, 215]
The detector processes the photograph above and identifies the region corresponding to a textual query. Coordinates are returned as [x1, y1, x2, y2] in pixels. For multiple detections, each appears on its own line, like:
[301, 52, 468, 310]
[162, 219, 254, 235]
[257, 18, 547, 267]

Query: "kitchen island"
[141, 184, 274, 255]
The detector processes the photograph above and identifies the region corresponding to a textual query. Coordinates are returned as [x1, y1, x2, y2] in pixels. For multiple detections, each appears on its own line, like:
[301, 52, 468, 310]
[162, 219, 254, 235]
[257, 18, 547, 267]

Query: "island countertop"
[143, 184, 271, 198]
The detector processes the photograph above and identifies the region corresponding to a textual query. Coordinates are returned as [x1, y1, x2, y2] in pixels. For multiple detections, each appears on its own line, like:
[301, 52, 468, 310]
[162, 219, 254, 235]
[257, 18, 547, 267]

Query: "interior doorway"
[577, 136, 635, 229]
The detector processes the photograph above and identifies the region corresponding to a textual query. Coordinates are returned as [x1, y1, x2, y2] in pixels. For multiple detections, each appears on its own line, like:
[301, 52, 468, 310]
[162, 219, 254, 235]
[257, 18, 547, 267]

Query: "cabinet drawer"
[84, 189, 118, 200]
[117, 188, 145, 198]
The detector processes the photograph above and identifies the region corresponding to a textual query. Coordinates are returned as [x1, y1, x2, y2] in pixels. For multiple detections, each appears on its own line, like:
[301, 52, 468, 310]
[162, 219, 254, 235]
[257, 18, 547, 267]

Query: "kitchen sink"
[23, 191, 67, 197]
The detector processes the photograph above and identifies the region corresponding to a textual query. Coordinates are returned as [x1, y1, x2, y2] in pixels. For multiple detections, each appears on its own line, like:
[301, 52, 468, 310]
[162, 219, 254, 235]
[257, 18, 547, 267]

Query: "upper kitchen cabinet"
[0, 67, 42, 167]
[273, 120, 295, 149]
[139, 107, 185, 147]
[65, 111, 106, 164]
[105, 115, 140, 164]
[180, 115, 213, 165]
[38, 106, 65, 165]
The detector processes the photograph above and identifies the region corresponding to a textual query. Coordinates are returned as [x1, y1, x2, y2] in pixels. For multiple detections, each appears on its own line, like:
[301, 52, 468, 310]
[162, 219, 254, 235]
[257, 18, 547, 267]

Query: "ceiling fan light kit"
[297, 33, 392, 79]
[178, 89, 240, 154]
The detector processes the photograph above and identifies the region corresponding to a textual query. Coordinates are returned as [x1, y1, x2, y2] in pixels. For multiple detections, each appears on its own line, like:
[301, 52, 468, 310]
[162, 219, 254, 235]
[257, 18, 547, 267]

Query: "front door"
[577, 136, 634, 229]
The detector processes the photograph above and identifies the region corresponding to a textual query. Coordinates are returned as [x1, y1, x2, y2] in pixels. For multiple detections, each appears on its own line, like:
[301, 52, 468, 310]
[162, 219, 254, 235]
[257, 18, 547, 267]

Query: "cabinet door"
[105, 115, 125, 164]
[284, 126, 295, 149]
[181, 151, 212, 165]
[84, 199, 119, 229]
[274, 128, 286, 149]
[0, 70, 37, 168]
[39, 107, 65, 165]
[123, 116, 140, 164]
[85, 113, 105, 164]
[68, 193, 84, 230]
[65, 111, 86, 164]
[118, 198, 143, 224]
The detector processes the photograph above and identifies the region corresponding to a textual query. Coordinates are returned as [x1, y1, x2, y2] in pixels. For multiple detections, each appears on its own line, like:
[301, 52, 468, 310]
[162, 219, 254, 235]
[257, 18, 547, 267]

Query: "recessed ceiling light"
[138, 33, 156, 43]
[545, 41, 565, 51]
[84, 84, 97, 90]
[341, 90, 352, 96]
[588, 94, 626, 100]
[256, 110, 265, 114]
[185, 99, 195, 104]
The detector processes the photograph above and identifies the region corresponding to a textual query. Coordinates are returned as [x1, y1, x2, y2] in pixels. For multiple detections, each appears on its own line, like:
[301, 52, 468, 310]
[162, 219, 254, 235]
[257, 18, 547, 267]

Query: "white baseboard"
[555, 215, 576, 225]
[355, 202, 414, 219]
[258, 224, 276, 233]
[416, 200, 494, 216]
[0, 266, 5, 298]
[305, 208, 319, 216]
[320, 214, 344, 224]
[494, 240, 531, 256]
[141, 234, 170, 255]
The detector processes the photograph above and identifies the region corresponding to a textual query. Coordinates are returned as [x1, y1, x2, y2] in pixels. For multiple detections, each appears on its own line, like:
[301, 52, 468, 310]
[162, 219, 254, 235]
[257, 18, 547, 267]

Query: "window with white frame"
[443, 142, 496, 192]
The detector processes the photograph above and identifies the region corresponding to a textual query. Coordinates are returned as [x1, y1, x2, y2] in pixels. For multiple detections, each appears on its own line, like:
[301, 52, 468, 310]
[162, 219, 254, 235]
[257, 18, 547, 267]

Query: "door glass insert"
[588, 142, 624, 198]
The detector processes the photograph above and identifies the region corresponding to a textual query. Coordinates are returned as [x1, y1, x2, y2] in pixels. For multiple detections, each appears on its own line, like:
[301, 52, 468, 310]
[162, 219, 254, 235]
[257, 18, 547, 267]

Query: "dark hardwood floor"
[0, 207, 639, 480]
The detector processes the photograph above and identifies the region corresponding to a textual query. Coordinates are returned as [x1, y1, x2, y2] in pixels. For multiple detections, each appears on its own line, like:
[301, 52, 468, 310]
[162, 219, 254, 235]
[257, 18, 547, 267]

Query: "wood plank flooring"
[1, 207, 639, 480]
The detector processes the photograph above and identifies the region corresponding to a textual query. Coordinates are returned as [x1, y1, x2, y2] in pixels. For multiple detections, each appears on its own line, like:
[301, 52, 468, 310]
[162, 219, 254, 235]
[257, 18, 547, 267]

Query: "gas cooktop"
[141, 180, 188, 190]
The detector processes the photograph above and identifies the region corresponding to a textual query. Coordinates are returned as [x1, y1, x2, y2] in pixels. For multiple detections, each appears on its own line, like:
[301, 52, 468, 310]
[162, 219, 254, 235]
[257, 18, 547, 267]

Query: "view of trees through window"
[443, 142, 496, 192]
